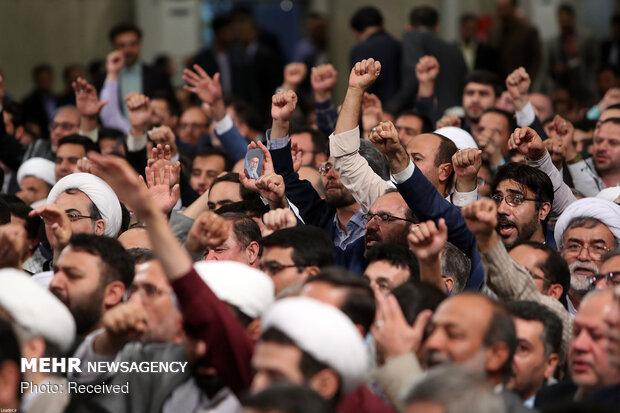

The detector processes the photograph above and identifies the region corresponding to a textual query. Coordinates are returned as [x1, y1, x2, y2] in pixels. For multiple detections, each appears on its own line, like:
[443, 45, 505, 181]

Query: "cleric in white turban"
[194, 261, 274, 320]
[554, 197, 620, 247]
[434, 126, 478, 150]
[16, 157, 56, 206]
[258, 297, 368, 395]
[47, 172, 122, 238]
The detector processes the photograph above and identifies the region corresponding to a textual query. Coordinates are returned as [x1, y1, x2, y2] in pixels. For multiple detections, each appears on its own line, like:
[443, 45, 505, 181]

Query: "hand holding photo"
[244, 148, 264, 180]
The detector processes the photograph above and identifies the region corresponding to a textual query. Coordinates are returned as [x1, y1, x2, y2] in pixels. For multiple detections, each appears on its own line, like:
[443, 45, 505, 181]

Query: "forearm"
[334, 87, 364, 134]
[100, 79, 130, 134]
[418, 257, 445, 292]
[214, 115, 248, 161]
[140, 204, 193, 281]
[80, 115, 98, 134]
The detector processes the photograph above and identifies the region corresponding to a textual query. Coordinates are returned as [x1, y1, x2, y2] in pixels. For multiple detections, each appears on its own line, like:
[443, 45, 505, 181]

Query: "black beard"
[325, 188, 356, 209]
[192, 367, 225, 399]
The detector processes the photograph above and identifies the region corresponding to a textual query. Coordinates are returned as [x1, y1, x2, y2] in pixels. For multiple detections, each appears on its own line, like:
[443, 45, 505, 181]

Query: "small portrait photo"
[244, 148, 264, 179]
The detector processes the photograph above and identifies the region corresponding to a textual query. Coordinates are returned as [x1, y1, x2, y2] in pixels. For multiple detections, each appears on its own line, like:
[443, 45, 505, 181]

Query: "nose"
[205, 249, 217, 261]
[423, 327, 444, 352]
[366, 216, 379, 231]
[49, 272, 65, 295]
[571, 329, 592, 353]
[496, 199, 511, 215]
[577, 246, 591, 262]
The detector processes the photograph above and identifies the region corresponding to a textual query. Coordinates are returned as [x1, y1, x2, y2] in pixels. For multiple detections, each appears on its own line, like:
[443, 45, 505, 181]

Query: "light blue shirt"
[119, 63, 142, 116]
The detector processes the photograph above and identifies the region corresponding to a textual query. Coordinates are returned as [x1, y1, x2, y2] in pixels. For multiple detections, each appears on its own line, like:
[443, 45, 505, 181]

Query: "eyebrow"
[65, 208, 83, 214]
[566, 237, 608, 245]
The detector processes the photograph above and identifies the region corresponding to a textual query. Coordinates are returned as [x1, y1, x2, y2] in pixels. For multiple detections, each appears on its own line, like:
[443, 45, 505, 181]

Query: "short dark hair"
[57, 134, 99, 154]
[395, 110, 433, 134]
[260, 226, 333, 268]
[241, 383, 333, 413]
[441, 242, 470, 293]
[305, 267, 376, 334]
[492, 162, 554, 225]
[212, 14, 233, 34]
[392, 282, 446, 325]
[464, 70, 502, 98]
[215, 199, 267, 219]
[482, 304, 517, 383]
[208, 172, 261, 205]
[4, 101, 24, 128]
[359, 139, 388, 179]
[218, 212, 262, 250]
[482, 107, 517, 133]
[32, 63, 53, 78]
[98, 128, 128, 156]
[109, 22, 142, 43]
[260, 327, 333, 386]
[511, 241, 570, 308]
[506, 300, 563, 358]
[409, 6, 439, 28]
[68, 234, 135, 288]
[127, 247, 155, 264]
[429, 133, 458, 189]
[350, 6, 383, 32]
[194, 147, 233, 172]
[290, 127, 329, 158]
[364, 242, 420, 283]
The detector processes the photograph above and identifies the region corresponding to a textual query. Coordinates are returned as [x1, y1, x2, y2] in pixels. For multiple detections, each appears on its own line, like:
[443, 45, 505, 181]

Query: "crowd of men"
[1, 2, 620, 413]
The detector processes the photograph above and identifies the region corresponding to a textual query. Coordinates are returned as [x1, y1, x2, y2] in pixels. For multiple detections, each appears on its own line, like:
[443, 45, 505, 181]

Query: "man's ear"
[103, 280, 125, 308]
[443, 276, 454, 293]
[94, 219, 106, 236]
[22, 336, 46, 360]
[438, 162, 453, 184]
[485, 341, 510, 376]
[247, 318, 262, 342]
[543, 352, 559, 379]
[245, 241, 261, 267]
[538, 202, 551, 221]
[308, 368, 340, 400]
[304, 266, 321, 278]
[15, 125, 25, 141]
[546, 283, 563, 301]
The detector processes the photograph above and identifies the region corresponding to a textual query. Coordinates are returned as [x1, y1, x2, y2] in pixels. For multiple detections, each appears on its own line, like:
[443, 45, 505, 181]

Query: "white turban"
[434, 126, 478, 150]
[262, 297, 368, 393]
[596, 187, 620, 203]
[47, 173, 122, 238]
[554, 198, 620, 247]
[0, 268, 76, 353]
[194, 261, 274, 319]
[17, 157, 56, 187]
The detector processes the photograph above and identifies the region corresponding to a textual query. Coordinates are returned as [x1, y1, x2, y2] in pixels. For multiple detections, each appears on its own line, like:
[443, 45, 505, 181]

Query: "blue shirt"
[332, 208, 365, 249]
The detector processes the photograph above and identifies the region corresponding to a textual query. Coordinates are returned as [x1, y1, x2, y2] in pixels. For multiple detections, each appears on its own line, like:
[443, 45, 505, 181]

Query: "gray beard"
[569, 261, 599, 294]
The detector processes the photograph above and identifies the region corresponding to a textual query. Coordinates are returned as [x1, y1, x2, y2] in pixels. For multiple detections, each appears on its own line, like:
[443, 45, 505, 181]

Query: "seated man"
[16, 157, 55, 206]
[506, 301, 563, 407]
[259, 226, 333, 295]
[535, 289, 620, 409]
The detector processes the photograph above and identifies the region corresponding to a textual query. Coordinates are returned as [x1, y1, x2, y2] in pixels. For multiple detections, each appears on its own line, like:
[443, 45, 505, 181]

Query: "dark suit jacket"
[350, 31, 401, 104]
[389, 30, 467, 115]
[535, 380, 620, 410]
[21, 90, 56, 139]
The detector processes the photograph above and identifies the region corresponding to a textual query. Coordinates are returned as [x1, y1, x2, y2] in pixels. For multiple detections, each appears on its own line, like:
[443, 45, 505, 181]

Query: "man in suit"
[536, 289, 620, 409]
[390, 6, 467, 115]
[100, 23, 175, 119]
[349, 6, 401, 104]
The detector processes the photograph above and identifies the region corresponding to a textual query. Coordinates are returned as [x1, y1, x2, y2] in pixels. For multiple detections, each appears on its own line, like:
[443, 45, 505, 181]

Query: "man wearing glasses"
[554, 198, 620, 314]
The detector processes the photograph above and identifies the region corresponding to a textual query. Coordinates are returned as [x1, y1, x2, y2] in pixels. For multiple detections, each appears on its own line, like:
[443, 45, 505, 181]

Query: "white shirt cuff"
[390, 161, 415, 184]
[214, 114, 234, 135]
[126, 133, 147, 151]
[515, 101, 536, 127]
[451, 188, 478, 206]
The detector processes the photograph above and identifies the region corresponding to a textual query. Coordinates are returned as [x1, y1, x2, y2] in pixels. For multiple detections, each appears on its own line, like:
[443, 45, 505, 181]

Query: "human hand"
[74, 77, 107, 117]
[547, 114, 577, 161]
[185, 210, 229, 253]
[182, 64, 223, 105]
[282, 62, 308, 90]
[255, 173, 286, 207]
[271, 90, 298, 123]
[407, 218, 447, 261]
[125, 92, 151, 136]
[148, 126, 177, 158]
[141, 162, 180, 215]
[415, 55, 439, 98]
[239, 141, 274, 187]
[29, 204, 72, 251]
[106, 50, 125, 78]
[102, 301, 148, 342]
[461, 198, 498, 243]
[505, 67, 531, 111]
[0, 224, 28, 269]
[262, 208, 297, 237]
[372, 292, 433, 360]
[348, 58, 381, 91]
[290, 141, 303, 173]
[435, 114, 461, 129]
[368, 121, 409, 173]
[598, 87, 620, 112]
[508, 126, 546, 161]
[147, 144, 181, 187]
[311, 64, 338, 101]
[452, 149, 482, 192]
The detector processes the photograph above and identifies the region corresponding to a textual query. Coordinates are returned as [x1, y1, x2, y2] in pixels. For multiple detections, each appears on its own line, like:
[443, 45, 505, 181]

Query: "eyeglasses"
[362, 212, 417, 225]
[562, 242, 609, 259]
[318, 163, 333, 176]
[126, 283, 168, 299]
[591, 272, 620, 287]
[65, 212, 95, 222]
[259, 261, 302, 275]
[49, 122, 78, 131]
[491, 193, 542, 207]
[530, 273, 551, 285]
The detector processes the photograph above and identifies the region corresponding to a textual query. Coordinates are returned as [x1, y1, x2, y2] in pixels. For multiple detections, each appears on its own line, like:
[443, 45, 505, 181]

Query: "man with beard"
[245, 156, 260, 179]
[50, 234, 134, 336]
[267, 90, 386, 250]
[553, 198, 620, 314]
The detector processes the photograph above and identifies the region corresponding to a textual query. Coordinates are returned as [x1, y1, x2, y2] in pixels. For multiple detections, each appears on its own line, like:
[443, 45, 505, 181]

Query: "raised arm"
[330, 59, 390, 212]
[100, 51, 130, 133]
